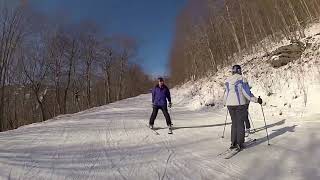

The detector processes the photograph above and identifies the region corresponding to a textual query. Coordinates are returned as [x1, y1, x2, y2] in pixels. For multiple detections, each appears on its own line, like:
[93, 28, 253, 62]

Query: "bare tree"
[22, 43, 49, 122]
[0, 3, 153, 131]
[80, 27, 99, 108]
[0, 3, 26, 131]
[114, 37, 137, 100]
[99, 45, 113, 104]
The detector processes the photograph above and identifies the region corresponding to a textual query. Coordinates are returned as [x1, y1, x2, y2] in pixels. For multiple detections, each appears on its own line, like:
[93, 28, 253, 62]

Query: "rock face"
[269, 40, 305, 68]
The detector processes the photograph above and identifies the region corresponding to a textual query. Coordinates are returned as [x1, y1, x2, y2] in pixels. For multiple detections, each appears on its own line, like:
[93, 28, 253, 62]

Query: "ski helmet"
[158, 77, 164, 82]
[232, 65, 242, 75]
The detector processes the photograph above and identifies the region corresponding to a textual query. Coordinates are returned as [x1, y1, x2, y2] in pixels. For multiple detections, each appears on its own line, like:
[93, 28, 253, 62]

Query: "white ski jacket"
[224, 74, 258, 106]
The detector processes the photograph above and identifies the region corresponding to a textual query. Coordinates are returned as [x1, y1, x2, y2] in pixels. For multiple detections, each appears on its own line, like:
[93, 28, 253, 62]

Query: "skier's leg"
[228, 106, 237, 146]
[244, 104, 251, 129]
[149, 106, 159, 126]
[161, 106, 172, 126]
[236, 106, 246, 147]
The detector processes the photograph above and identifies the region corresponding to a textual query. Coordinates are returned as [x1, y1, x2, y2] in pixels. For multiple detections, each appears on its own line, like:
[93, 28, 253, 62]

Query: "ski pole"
[259, 98, 270, 145]
[248, 112, 255, 131]
[221, 109, 228, 138]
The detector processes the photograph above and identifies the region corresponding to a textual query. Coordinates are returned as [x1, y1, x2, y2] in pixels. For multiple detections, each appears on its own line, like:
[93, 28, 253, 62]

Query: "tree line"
[169, 0, 320, 84]
[0, 2, 153, 131]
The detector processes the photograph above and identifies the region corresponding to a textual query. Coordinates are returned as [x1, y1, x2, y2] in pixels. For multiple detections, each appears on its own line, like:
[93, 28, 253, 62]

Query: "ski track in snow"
[0, 94, 319, 180]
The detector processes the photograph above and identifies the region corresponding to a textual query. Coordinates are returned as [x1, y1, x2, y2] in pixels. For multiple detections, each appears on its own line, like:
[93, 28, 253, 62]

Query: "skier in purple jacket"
[149, 77, 173, 133]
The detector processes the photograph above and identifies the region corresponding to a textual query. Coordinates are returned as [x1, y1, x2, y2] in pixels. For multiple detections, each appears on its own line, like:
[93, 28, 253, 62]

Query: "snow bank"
[172, 22, 320, 120]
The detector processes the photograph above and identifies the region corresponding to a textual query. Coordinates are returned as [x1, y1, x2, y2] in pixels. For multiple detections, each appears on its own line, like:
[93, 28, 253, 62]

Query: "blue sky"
[27, 0, 187, 77]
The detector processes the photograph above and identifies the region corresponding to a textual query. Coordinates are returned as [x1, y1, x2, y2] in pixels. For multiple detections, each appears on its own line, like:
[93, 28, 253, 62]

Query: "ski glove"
[168, 102, 172, 108]
[257, 97, 263, 104]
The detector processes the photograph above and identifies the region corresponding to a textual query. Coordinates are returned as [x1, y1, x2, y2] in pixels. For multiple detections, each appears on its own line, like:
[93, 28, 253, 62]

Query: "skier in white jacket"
[224, 65, 262, 150]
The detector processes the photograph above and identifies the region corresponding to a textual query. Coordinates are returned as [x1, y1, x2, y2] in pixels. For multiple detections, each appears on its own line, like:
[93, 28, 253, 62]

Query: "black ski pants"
[149, 105, 172, 126]
[228, 105, 247, 146]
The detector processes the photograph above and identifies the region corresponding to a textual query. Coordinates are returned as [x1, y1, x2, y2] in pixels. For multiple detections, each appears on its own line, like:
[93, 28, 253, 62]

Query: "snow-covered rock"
[269, 40, 305, 68]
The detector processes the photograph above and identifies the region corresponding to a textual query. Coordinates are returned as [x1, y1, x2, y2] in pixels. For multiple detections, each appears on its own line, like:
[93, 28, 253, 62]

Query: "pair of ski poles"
[221, 101, 270, 145]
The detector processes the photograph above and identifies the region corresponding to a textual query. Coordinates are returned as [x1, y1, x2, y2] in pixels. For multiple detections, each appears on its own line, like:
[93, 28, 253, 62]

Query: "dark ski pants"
[244, 104, 251, 129]
[228, 105, 246, 146]
[149, 105, 172, 126]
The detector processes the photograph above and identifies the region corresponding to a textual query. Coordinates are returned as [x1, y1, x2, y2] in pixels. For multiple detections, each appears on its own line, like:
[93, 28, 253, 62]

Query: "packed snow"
[0, 94, 320, 180]
[0, 93, 319, 180]
[0, 23, 320, 180]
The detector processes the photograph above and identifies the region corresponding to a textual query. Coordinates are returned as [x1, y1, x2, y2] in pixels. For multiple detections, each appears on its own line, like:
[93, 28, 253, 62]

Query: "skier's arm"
[152, 88, 155, 104]
[166, 88, 172, 103]
[241, 80, 258, 103]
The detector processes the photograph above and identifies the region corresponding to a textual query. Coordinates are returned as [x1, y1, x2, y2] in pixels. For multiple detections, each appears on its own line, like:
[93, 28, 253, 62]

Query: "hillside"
[173, 22, 320, 119]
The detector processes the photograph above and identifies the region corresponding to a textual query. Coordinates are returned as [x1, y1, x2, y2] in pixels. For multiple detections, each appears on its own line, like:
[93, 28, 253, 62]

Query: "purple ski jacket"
[152, 85, 171, 107]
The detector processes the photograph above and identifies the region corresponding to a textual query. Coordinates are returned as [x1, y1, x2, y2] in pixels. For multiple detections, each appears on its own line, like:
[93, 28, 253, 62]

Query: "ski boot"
[229, 143, 237, 150]
[236, 144, 244, 151]
[168, 125, 173, 134]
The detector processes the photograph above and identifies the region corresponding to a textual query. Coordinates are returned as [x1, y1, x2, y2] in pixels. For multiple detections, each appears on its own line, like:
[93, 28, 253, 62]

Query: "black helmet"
[158, 77, 164, 82]
[232, 65, 242, 75]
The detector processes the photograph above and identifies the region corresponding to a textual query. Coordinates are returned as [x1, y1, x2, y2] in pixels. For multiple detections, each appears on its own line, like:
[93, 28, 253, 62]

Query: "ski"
[245, 138, 257, 145]
[219, 138, 257, 159]
[244, 138, 258, 148]
[146, 124, 160, 135]
[217, 149, 233, 157]
[224, 148, 242, 159]
[251, 127, 265, 133]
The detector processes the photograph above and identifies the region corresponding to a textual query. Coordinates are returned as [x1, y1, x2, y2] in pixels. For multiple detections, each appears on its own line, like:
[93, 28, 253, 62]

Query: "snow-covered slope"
[0, 92, 319, 180]
[173, 22, 320, 120]
[0, 23, 319, 180]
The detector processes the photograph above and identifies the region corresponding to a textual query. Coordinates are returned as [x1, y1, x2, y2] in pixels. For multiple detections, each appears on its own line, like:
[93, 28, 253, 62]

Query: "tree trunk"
[238, 0, 248, 50]
[0, 65, 8, 131]
[312, 0, 320, 16]
[299, 0, 313, 20]
[55, 80, 62, 114]
[287, 0, 305, 38]
[33, 88, 47, 122]
[225, 4, 241, 53]
[63, 40, 76, 113]
[245, 7, 258, 46]
[0, 87, 5, 131]
[86, 62, 91, 107]
[117, 64, 123, 101]
[104, 70, 111, 104]
[275, 1, 290, 39]
[266, 15, 276, 41]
